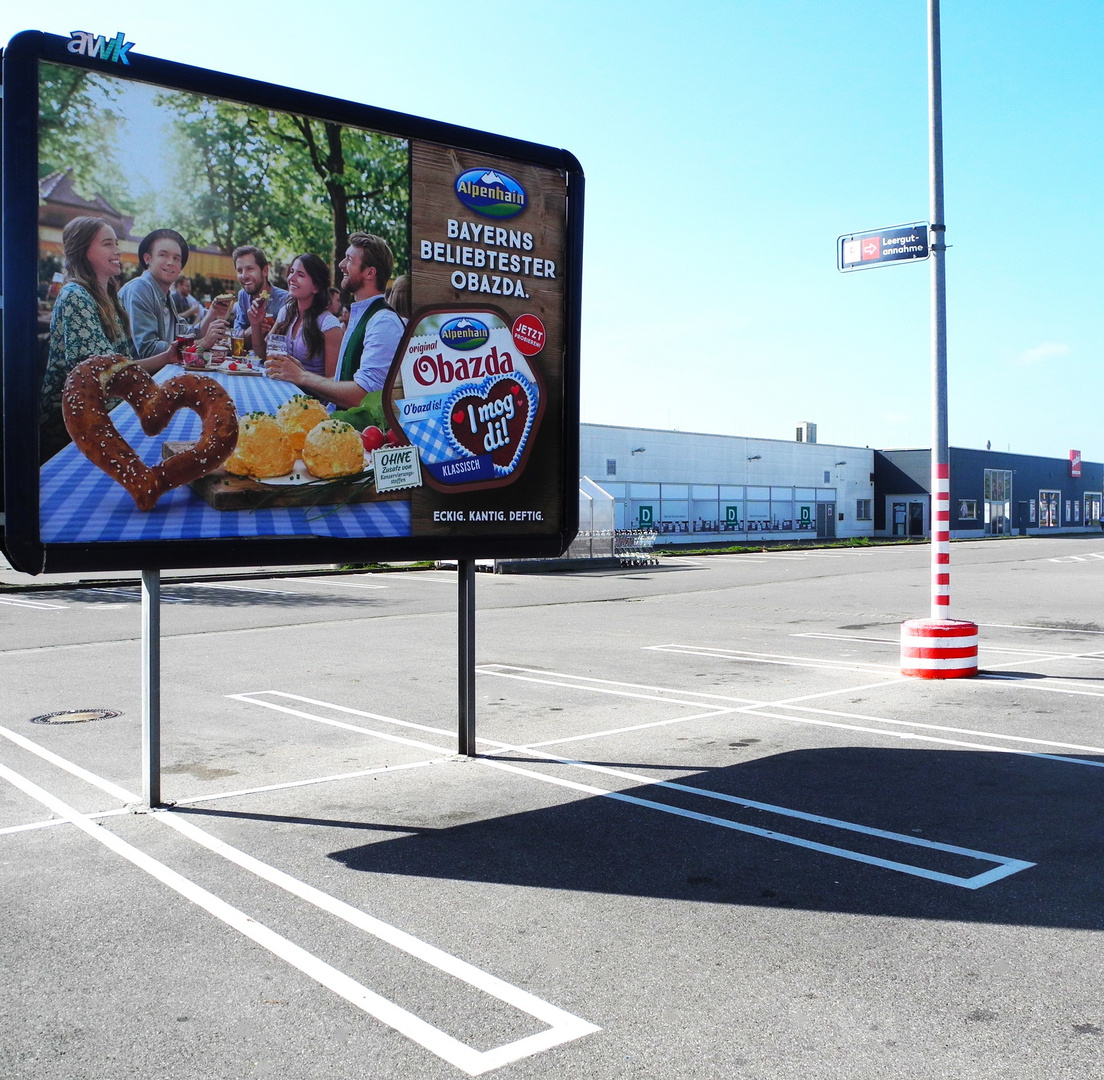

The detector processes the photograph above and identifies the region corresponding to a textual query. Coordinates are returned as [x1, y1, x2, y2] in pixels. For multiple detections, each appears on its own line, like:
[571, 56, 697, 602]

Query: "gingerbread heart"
[445, 376, 534, 473]
[61, 355, 239, 511]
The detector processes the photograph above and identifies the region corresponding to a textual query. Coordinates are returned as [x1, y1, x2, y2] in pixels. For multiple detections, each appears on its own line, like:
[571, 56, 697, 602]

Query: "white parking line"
[91, 587, 193, 604]
[0, 806, 131, 835]
[230, 693, 1033, 888]
[979, 622, 1104, 636]
[653, 641, 1104, 691]
[0, 595, 66, 610]
[288, 578, 388, 590]
[0, 732, 598, 1074]
[479, 756, 1032, 890]
[155, 811, 599, 1072]
[228, 692, 457, 753]
[793, 632, 1098, 658]
[475, 666, 1104, 769]
[646, 643, 900, 675]
[793, 632, 900, 645]
[170, 582, 313, 597]
[172, 757, 447, 805]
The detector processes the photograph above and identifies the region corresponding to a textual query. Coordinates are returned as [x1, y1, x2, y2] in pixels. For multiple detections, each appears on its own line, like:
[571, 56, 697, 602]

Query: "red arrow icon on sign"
[861, 238, 881, 260]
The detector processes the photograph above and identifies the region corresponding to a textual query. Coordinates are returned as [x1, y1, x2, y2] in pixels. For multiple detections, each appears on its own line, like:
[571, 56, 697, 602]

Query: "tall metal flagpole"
[900, 0, 979, 678]
[928, 0, 951, 620]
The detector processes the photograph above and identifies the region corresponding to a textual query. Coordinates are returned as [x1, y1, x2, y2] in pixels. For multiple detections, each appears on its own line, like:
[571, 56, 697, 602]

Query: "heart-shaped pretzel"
[62, 355, 239, 511]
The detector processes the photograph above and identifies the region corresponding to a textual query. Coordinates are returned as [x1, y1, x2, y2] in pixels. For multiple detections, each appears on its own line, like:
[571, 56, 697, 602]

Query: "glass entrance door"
[1039, 490, 1060, 528]
[984, 468, 1012, 535]
[816, 502, 836, 539]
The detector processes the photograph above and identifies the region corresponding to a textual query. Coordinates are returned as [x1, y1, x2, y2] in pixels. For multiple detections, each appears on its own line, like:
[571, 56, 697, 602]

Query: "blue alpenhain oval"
[454, 168, 527, 219]
[440, 317, 490, 351]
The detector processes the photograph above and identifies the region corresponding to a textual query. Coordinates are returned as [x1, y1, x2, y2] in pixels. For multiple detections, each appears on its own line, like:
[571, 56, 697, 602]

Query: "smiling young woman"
[40, 216, 180, 462]
[250, 252, 342, 382]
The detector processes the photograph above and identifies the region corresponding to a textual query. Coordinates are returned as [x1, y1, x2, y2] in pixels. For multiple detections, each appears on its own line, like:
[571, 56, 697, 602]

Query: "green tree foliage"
[156, 93, 288, 258]
[157, 93, 408, 282]
[38, 63, 130, 211]
[266, 113, 409, 278]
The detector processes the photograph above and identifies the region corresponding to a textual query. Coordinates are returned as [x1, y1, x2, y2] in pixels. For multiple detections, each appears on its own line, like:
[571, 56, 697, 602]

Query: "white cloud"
[1015, 342, 1071, 367]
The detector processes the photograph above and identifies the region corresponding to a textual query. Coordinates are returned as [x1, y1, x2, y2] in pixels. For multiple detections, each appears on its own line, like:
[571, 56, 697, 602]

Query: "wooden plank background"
[407, 142, 568, 537]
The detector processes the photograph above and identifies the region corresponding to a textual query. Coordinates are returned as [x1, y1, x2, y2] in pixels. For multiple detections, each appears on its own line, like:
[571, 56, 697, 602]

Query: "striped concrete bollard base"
[900, 618, 979, 679]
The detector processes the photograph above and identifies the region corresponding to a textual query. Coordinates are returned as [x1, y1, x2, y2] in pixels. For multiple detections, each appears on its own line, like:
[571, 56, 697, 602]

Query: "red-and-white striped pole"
[901, 0, 978, 679]
[932, 461, 951, 616]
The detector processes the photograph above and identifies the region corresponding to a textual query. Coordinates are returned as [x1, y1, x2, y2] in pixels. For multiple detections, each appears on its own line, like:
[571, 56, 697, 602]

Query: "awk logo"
[861, 237, 882, 261]
[67, 31, 135, 65]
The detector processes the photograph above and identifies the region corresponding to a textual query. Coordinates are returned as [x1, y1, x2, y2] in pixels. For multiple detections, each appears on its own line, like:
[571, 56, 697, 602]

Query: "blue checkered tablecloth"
[40, 366, 410, 543]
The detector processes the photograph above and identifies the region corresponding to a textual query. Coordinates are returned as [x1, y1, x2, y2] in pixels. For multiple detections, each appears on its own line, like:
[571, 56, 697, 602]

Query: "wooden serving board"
[163, 442, 408, 511]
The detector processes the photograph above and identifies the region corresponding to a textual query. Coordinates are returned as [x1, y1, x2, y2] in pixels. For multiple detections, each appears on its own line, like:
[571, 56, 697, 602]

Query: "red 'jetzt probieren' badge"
[512, 314, 546, 356]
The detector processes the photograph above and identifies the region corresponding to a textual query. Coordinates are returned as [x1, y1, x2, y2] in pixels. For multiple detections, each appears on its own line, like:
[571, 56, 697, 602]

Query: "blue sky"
[6, 2, 1101, 458]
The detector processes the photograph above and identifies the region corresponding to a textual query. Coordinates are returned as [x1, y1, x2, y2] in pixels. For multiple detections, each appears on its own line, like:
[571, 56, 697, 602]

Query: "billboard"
[1, 30, 583, 574]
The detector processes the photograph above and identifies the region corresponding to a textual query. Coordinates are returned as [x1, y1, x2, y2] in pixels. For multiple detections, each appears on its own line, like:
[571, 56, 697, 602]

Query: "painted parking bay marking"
[480, 755, 1034, 890]
[646, 643, 900, 675]
[0, 728, 598, 1075]
[233, 691, 1034, 890]
[0, 595, 66, 610]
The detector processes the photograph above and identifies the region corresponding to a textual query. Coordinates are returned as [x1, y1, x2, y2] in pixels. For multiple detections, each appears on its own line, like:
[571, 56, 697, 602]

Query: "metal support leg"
[457, 559, 476, 756]
[141, 569, 161, 807]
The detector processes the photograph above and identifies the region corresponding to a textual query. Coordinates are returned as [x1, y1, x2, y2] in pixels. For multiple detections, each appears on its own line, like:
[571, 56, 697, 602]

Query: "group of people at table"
[40, 216, 409, 462]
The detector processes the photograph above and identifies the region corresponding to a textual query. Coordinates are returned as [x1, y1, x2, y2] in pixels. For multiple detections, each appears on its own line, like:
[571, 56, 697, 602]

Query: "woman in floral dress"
[40, 216, 180, 462]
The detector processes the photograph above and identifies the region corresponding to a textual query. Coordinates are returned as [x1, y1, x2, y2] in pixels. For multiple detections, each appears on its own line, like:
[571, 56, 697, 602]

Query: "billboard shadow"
[325, 746, 1104, 930]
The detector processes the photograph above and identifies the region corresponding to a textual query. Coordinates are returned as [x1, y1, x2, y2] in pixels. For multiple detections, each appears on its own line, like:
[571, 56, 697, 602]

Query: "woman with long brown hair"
[41, 216, 180, 461]
[248, 252, 341, 380]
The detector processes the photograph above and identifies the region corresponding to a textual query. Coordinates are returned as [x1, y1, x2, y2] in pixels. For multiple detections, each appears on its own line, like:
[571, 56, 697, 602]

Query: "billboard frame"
[1, 29, 583, 575]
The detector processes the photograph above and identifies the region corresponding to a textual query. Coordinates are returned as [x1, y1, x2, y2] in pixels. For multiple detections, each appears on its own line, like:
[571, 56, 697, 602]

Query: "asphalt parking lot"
[3, 536, 1104, 1079]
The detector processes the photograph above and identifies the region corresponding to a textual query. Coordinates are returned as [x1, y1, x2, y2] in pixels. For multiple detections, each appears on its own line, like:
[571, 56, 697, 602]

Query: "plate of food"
[182, 350, 265, 375]
[161, 396, 405, 510]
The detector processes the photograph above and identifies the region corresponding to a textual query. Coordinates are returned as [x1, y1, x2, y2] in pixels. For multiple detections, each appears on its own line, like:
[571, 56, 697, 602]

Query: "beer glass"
[174, 319, 195, 348]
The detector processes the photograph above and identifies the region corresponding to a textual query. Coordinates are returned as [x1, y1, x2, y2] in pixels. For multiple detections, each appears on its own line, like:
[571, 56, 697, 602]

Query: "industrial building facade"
[875, 448, 1104, 538]
[580, 424, 875, 542]
[579, 425, 1101, 544]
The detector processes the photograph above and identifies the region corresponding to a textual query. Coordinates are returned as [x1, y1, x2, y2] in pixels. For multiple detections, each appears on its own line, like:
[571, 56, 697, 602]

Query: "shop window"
[958, 500, 977, 520]
[856, 499, 872, 520]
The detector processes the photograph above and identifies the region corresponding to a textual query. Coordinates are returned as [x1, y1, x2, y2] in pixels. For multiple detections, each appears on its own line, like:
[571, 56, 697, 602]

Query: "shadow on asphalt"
[322, 747, 1104, 928]
[58, 584, 390, 610]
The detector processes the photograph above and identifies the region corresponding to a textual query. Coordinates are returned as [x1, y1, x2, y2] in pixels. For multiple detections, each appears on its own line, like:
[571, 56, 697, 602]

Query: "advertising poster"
[1, 32, 582, 573]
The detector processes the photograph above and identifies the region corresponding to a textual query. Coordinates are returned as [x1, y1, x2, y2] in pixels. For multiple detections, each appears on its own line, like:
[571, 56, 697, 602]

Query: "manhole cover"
[29, 709, 122, 726]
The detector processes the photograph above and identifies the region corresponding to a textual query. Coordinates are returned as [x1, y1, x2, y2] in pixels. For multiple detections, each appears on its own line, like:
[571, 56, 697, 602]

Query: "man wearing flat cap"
[120, 229, 228, 357]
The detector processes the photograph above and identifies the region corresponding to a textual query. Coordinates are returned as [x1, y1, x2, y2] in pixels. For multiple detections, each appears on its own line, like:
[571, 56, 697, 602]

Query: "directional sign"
[837, 222, 930, 272]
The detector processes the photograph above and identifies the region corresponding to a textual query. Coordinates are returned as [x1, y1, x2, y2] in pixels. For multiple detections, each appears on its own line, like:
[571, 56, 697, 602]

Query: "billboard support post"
[900, 0, 979, 678]
[141, 569, 162, 806]
[458, 561, 476, 756]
